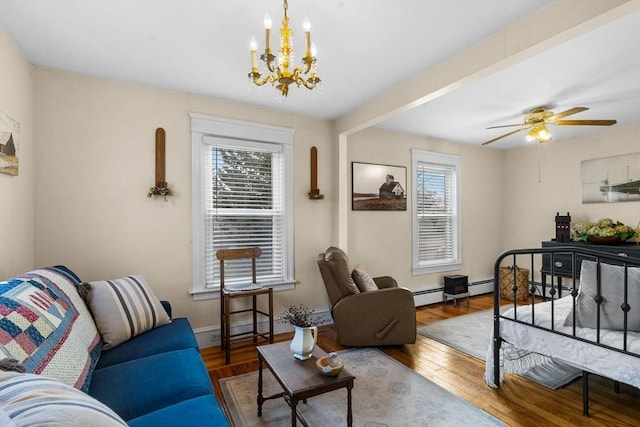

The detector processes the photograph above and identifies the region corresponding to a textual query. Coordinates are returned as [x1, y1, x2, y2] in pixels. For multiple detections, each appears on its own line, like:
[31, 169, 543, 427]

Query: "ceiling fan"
[482, 106, 617, 146]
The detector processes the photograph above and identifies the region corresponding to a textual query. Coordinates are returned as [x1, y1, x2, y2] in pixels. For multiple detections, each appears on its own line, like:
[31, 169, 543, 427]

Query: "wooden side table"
[257, 342, 355, 426]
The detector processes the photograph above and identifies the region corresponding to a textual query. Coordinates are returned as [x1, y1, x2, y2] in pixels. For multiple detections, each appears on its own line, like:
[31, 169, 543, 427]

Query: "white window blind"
[412, 150, 461, 274]
[190, 114, 294, 299]
[203, 143, 285, 287]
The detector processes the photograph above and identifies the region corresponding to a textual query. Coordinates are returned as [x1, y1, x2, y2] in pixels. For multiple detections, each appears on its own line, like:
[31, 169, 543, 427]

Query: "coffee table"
[257, 341, 355, 426]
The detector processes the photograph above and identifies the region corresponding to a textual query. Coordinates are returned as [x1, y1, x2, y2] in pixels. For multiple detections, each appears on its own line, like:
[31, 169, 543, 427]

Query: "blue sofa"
[0, 266, 230, 426]
[89, 305, 229, 426]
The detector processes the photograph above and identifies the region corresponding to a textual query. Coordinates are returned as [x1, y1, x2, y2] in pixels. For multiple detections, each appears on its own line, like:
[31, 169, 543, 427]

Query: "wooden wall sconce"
[308, 146, 324, 200]
[147, 127, 174, 201]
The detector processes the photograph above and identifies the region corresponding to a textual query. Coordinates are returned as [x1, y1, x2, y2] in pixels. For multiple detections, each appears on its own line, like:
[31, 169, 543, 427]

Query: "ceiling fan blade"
[546, 107, 588, 122]
[481, 128, 523, 146]
[486, 124, 522, 129]
[554, 119, 617, 126]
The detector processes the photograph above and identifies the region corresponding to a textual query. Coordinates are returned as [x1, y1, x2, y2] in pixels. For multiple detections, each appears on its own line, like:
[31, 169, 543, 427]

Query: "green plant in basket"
[571, 217, 637, 242]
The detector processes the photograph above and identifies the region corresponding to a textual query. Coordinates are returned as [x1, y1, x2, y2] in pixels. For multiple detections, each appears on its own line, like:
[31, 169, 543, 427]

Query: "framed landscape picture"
[352, 162, 406, 211]
[581, 152, 640, 203]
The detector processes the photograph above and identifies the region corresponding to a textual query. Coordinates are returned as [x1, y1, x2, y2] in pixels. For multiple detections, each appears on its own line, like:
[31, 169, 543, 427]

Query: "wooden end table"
[257, 342, 355, 426]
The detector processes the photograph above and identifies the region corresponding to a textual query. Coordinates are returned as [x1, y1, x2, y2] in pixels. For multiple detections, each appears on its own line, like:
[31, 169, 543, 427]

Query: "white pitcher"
[290, 325, 318, 360]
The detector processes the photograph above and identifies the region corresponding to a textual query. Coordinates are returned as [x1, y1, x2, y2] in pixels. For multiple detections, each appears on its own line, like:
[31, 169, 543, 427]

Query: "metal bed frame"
[491, 246, 640, 416]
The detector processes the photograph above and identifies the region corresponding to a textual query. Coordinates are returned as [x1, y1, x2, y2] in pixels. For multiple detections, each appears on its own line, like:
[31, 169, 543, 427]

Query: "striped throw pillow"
[86, 275, 171, 350]
[0, 371, 127, 426]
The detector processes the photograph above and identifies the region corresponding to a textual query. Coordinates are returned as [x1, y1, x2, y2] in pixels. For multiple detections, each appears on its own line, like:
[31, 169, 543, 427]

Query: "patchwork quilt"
[0, 266, 102, 392]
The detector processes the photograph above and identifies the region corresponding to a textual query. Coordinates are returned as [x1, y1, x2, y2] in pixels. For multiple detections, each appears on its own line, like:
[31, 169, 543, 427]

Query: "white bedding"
[485, 296, 640, 388]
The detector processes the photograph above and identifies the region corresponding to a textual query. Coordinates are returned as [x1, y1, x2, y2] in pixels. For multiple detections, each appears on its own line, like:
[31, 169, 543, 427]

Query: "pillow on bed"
[86, 275, 171, 350]
[564, 260, 640, 331]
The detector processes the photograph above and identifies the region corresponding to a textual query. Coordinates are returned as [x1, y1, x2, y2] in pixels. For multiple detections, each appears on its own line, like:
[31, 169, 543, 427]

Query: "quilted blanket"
[0, 266, 102, 392]
[485, 296, 640, 388]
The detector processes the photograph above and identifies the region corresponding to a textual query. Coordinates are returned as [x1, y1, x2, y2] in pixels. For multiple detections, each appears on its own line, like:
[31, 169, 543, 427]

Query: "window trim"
[190, 113, 295, 300]
[411, 149, 462, 275]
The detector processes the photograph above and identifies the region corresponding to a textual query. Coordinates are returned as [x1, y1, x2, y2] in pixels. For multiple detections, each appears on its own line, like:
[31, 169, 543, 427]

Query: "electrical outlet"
[194, 328, 222, 349]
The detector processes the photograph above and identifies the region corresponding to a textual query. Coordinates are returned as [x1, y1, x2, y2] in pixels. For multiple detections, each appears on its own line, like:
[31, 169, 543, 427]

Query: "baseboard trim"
[194, 308, 333, 349]
[195, 279, 496, 349]
[412, 278, 493, 306]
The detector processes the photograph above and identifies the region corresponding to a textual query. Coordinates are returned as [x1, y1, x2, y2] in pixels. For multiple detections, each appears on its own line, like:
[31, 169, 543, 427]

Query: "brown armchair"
[317, 247, 416, 346]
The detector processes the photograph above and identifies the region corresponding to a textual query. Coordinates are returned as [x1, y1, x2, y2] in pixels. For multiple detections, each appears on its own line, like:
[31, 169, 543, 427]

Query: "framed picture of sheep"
[352, 162, 406, 211]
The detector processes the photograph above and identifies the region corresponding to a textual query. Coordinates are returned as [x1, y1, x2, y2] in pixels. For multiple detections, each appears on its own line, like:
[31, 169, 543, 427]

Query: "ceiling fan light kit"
[482, 106, 617, 146]
[525, 125, 552, 143]
[248, 0, 320, 97]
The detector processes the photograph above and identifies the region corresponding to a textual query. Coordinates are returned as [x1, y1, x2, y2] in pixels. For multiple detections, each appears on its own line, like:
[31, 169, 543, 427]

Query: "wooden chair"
[217, 247, 273, 365]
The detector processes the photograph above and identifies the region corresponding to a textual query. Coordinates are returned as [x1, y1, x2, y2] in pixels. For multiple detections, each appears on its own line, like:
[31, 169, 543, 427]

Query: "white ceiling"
[1, 0, 639, 149]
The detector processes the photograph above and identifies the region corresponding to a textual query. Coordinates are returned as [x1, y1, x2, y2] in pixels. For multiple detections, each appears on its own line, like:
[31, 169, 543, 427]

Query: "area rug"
[417, 308, 581, 389]
[219, 347, 504, 426]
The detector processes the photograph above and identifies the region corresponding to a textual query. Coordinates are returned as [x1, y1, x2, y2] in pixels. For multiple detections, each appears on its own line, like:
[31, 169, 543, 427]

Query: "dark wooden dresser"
[541, 240, 640, 298]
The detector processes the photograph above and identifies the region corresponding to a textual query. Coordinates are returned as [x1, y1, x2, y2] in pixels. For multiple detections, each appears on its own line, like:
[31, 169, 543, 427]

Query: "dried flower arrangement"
[147, 185, 174, 201]
[279, 304, 318, 328]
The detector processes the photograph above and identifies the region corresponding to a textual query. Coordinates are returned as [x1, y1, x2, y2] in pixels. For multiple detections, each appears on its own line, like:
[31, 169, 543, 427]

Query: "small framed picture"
[352, 162, 407, 211]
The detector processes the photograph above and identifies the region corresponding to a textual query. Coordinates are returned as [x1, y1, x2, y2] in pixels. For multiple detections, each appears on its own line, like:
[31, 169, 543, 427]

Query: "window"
[191, 114, 294, 299]
[411, 149, 461, 274]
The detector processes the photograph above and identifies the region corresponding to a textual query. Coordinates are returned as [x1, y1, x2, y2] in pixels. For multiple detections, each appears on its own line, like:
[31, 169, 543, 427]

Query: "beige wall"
[0, 27, 34, 279]
[347, 128, 504, 290]
[502, 123, 640, 251]
[4, 23, 639, 336]
[33, 68, 335, 329]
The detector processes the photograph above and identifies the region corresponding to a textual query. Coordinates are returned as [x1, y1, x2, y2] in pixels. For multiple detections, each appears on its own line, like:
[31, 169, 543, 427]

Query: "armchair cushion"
[351, 264, 378, 292]
[325, 247, 360, 296]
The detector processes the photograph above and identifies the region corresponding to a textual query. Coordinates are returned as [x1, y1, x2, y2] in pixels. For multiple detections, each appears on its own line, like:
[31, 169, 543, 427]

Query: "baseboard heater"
[412, 278, 493, 297]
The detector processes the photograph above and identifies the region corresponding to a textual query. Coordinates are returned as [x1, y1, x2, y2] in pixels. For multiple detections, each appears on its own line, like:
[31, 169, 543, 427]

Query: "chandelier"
[248, 0, 320, 97]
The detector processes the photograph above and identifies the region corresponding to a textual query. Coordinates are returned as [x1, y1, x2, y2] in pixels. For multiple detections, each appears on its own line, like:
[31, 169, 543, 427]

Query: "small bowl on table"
[316, 353, 344, 377]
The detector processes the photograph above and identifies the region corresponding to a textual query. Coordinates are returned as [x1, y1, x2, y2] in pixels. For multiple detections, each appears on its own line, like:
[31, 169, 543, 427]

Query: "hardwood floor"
[202, 294, 640, 426]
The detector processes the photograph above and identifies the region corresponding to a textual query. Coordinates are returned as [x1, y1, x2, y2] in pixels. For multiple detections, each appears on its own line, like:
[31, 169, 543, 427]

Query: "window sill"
[189, 280, 297, 301]
[412, 263, 462, 276]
